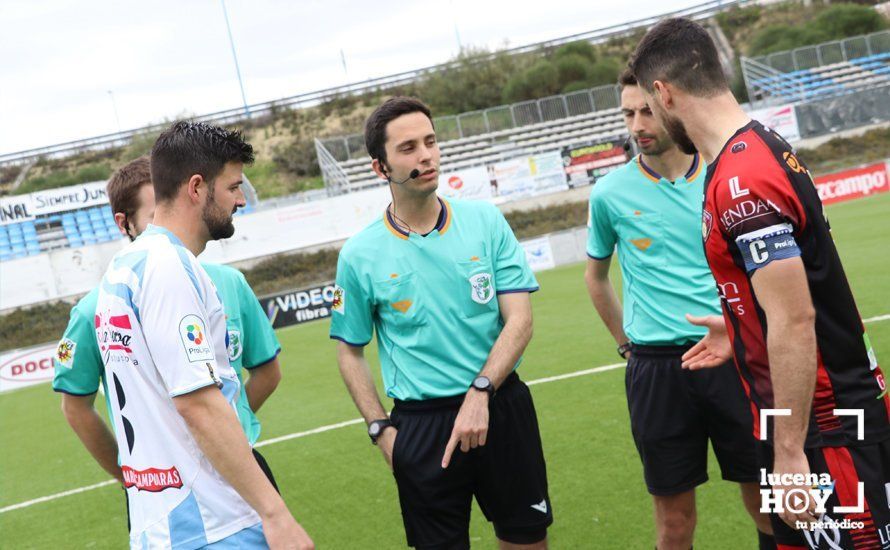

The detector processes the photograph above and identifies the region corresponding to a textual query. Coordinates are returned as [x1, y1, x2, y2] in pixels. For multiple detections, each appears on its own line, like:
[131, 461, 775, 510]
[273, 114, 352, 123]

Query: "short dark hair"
[107, 156, 152, 218]
[364, 97, 433, 166]
[630, 18, 728, 96]
[618, 67, 637, 89]
[150, 121, 254, 203]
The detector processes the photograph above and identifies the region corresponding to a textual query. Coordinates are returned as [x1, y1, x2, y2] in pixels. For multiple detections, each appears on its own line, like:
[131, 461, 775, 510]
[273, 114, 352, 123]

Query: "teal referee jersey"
[587, 153, 721, 345]
[52, 263, 280, 446]
[330, 197, 538, 401]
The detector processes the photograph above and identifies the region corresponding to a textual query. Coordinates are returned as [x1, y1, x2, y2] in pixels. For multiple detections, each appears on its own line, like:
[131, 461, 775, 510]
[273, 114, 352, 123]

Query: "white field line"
[3, 313, 888, 514]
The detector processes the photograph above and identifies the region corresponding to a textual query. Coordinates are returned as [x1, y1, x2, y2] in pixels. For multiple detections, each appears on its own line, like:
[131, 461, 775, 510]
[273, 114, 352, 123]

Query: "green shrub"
[555, 41, 598, 63]
[748, 3, 887, 56]
[555, 54, 592, 85]
[812, 3, 888, 39]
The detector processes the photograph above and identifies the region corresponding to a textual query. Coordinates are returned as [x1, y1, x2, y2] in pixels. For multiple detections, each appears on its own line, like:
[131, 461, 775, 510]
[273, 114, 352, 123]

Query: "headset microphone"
[392, 169, 421, 185]
[623, 136, 633, 152]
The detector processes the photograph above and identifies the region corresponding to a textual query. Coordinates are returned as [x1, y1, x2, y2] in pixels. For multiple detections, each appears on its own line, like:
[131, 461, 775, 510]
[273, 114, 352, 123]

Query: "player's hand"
[442, 389, 490, 468]
[772, 449, 818, 530]
[681, 314, 732, 370]
[262, 508, 315, 550]
[377, 427, 398, 470]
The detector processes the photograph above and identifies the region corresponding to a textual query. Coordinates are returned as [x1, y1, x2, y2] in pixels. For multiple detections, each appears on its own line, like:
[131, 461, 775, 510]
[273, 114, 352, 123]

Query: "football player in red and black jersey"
[630, 18, 890, 550]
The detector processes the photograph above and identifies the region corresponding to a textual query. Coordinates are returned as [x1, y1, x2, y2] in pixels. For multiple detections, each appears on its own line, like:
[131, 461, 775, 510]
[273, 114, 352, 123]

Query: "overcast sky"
[0, 0, 700, 155]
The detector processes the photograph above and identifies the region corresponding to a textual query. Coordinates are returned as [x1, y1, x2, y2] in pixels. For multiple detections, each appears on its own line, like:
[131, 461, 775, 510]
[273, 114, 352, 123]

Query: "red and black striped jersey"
[702, 120, 889, 448]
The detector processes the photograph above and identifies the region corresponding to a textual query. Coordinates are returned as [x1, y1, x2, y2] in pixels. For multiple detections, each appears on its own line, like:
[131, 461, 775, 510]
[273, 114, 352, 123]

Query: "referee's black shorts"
[626, 343, 759, 496]
[390, 372, 552, 549]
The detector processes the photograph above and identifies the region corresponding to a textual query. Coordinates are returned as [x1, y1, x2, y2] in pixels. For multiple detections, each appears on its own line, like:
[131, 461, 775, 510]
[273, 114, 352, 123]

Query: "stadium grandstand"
[0, 196, 119, 261]
[742, 29, 890, 104]
[319, 86, 626, 193]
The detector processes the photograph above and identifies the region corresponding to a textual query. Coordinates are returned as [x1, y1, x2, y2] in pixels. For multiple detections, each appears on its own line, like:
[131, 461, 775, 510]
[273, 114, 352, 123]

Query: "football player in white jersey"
[95, 121, 313, 549]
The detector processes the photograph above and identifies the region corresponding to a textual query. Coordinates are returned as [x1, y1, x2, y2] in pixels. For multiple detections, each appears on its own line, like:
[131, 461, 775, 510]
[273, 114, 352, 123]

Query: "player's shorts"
[390, 372, 552, 549]
[626, 344, 759, 496]
[758, 438, 890, 550]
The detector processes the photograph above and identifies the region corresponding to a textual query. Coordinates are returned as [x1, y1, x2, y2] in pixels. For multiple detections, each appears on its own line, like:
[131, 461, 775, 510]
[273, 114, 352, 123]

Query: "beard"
[661, 113, 698, 155]
[202, 192, 236, 240]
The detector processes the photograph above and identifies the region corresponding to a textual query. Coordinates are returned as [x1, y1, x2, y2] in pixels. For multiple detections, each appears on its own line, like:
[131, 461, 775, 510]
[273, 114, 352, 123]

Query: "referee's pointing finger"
[442, 435, 460, 468]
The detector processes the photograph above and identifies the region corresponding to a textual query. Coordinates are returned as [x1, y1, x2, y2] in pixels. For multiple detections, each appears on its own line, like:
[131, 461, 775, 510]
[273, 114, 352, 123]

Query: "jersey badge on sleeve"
[227, 329, 242, 361]
[469, 273, 494, 304]
[179, 315, 213, 363]
[56, 338, 77, 368]
[332, 285, 346, 314]
[783, 152, 805, 174]
[702, 210, 713, 241]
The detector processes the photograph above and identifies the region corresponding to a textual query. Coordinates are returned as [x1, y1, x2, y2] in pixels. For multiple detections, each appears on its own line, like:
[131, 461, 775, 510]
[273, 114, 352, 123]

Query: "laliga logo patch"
[702, 210, 713, 241]
[784, 152, 805, 174]
[179, 314, 213, 363]
[56, 338, 77, 368]
[227, 329, 242, 361]
[469, 273, 494, 304]
[332, 285, 346, 314]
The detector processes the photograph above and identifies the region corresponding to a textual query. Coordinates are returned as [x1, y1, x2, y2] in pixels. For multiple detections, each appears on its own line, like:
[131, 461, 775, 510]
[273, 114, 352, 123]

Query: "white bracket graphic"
[833, 409, 865, 441]
[760, 409, 791, 441]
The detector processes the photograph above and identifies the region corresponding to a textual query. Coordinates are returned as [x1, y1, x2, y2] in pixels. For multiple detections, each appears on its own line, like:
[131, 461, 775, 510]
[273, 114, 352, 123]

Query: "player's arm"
[60, 392, 123, 483]
[443, 207, 536, 468]
[173, 387, 313, 548]
[584, 187, 626, 348]
[441, 291, 533, 467]
[142, 260, 311, 548]
[584, 257, 628, 348]
[336, 342, 397, 467]
[53, 303, 123, 483]
[244, 357, 281, 412]
[751, 257, 818, 528]
[238, 272, 283, 413]
[330, 251, 395, 465]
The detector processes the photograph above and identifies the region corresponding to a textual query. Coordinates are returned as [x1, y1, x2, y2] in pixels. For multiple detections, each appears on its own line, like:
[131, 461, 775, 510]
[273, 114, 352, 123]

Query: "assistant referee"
[331, 97, 552, 550]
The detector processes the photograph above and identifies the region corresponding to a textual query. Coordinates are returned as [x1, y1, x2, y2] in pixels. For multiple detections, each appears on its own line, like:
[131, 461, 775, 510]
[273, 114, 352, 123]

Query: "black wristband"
[617, 342, 632, 359]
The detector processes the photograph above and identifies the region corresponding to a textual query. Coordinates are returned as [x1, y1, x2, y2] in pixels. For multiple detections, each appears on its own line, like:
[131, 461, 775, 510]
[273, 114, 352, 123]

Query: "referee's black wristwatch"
[617, 342, 632, 360]
[470, 375, 495, 397]
[368, 418, 393, 445]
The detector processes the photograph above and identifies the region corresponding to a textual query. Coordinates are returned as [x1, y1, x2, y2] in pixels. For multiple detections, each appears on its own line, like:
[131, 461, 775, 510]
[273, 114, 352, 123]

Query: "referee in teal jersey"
[584, 70, 774, 550]
[331, 97, 552, 550]
[52, 157, 283, 497]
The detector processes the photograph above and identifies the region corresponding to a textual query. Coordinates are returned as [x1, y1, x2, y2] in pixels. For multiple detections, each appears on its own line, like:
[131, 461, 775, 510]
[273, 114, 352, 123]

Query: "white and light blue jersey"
[95, 224, 262, 549]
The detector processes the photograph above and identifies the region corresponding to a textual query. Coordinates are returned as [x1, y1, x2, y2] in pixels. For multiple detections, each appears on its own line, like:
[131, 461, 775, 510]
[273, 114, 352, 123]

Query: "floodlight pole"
[107, 90, 122, 133]
[221, 0, 250, 118]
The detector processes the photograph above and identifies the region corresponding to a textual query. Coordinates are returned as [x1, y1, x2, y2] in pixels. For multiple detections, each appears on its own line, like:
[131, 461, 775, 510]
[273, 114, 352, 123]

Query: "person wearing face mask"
[584, 69, 773, 550]
[331, 97, 552, 550]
